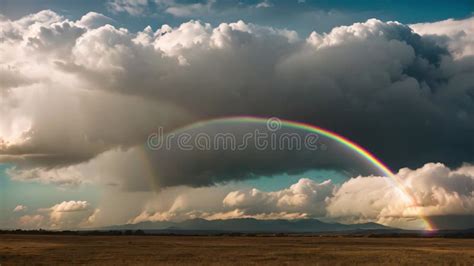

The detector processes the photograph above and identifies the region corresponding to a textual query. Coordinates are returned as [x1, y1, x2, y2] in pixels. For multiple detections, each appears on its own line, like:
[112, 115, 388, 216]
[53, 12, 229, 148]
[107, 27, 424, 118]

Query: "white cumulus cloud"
[411, 17, 474, 58]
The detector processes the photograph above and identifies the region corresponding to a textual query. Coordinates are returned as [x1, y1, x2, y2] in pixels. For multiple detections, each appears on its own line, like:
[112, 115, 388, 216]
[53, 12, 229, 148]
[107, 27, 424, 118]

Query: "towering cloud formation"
[0, 11, 473, 194]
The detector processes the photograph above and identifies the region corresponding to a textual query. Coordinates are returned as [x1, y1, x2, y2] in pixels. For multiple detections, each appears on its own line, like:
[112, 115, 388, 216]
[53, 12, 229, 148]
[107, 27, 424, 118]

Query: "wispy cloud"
[13, 205, 28, 212]
[106, 0, 216, 17]
[256, 0, 273, 9]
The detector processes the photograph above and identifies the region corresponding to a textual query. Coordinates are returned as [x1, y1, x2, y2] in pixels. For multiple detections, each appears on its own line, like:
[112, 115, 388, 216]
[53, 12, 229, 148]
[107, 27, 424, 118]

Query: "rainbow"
[168, 116, 435, 231]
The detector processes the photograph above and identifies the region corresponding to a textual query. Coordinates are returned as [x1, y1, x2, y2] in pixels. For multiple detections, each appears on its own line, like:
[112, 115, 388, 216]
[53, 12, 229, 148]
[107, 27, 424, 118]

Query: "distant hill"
[100, 218, 390, 233]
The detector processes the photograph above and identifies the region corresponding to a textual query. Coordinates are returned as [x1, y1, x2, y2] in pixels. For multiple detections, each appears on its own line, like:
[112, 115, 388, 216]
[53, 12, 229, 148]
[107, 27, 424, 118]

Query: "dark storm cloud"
[146, 122, 381, 188]
[1, 11, 474, 188]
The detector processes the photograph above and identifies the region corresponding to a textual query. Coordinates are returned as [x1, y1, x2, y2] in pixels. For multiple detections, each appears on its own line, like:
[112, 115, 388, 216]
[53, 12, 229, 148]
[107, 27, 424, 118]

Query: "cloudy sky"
[0, 0, 473, 230]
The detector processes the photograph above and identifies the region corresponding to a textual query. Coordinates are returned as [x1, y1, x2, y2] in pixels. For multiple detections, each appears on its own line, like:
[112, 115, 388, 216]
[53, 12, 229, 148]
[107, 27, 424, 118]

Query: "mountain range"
[100, 218, 390, 233]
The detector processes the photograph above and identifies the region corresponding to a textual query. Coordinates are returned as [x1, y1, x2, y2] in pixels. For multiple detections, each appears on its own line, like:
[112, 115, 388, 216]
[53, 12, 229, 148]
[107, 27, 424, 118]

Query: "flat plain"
[1, 234, 474, 265]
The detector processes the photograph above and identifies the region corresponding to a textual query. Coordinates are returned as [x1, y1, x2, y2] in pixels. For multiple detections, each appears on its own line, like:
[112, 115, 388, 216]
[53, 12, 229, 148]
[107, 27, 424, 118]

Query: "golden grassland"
[0, 234, 474, 265]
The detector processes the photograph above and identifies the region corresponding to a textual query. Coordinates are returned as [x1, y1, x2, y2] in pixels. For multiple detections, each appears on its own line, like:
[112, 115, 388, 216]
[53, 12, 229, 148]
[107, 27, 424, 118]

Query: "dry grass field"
[0, 234, 473, 265]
